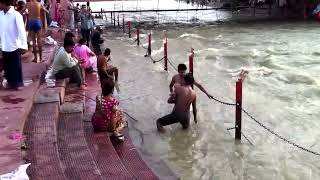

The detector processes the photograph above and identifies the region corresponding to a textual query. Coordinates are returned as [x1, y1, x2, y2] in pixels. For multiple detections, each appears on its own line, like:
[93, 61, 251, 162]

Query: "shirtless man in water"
[97, 48, 119, 86]
[27, 0, 48, 62]
[170, 63, 213, 99]
[157, 73, 197, 132]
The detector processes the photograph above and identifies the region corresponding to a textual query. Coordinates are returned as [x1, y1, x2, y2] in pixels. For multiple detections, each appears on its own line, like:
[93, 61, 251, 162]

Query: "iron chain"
[242, 108, 320, 156]
[210, 97, 236, 106]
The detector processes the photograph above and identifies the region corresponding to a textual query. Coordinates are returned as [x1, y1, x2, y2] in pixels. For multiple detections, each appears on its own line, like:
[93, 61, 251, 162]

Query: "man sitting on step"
[52, 38, 85, 89]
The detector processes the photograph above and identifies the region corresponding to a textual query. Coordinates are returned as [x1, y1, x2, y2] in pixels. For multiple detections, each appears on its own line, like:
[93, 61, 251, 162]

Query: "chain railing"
[109, 21, 320, 157]
[241, 108, 320, 156]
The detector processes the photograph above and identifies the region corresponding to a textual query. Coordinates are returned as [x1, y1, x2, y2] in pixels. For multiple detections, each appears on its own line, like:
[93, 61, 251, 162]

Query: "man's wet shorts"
[28, 19, 42, 32]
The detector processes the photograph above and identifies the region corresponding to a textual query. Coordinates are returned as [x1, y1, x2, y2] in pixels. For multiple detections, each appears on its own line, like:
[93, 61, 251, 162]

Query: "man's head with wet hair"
[184, 73, 194, 85]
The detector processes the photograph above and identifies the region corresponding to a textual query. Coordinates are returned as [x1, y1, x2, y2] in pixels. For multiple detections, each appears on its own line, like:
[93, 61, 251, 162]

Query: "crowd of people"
[0, 0, 214, 142]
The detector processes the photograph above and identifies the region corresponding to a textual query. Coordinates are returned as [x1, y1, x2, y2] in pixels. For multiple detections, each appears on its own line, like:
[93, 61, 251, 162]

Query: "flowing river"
[80, 0, 320, 179]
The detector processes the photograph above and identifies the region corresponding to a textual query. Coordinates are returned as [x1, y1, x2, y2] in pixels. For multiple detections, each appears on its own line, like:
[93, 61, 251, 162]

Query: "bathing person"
[170, 63, 213, 99]
[74, 38, 97, 72]
[97, 48, 119, 85]
[52, 38, 85, 89]
[157, 73, 197, 132]
[27, 0, 48, 62]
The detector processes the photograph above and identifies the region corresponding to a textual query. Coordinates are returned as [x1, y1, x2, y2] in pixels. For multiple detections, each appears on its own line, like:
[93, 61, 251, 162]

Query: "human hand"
[194, 117, 198, 124]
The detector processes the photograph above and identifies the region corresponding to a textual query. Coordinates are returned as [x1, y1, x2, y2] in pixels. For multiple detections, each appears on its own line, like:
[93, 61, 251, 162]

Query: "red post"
[189, 48, 194, 74]
[137, 28, 140, 46]
[164, 38, 168, 71]
[122, 15, 125, 33]
[235, 79, 242, 140]
[117, 14, 120, 28]
[128, 21, 131, 38]
[148, 33, 151, 56]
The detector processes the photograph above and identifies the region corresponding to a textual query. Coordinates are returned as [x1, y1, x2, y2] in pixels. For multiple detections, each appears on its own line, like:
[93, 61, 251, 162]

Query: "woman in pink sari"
[74, 38, 97, 72]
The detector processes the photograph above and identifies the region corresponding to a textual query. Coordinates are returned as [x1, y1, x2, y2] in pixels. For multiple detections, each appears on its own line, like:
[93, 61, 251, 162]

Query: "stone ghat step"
[83, 73, 159, 180]
[112, 129, 159, 180]
[83, 123, 135, 180]
[83, 73, 135, 180]
[24, 103, 66, 180]
[58, 112, 103, 180]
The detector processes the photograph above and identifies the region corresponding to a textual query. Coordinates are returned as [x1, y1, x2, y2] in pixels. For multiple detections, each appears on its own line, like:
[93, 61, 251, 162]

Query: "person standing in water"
[157, 73, 197, 132]
[169, 63, 213, 99]
[27, 0, 48, 62]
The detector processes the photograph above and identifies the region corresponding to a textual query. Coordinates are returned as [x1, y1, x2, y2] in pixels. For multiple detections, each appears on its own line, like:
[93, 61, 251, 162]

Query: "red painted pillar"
[235, 79, 243, 140]
[189, 48, 194, 74]
[148, 33, 152, 56]
[128, 21, 131, 38]
[164, 38, 168, 71]
[137, 28, 140, 46]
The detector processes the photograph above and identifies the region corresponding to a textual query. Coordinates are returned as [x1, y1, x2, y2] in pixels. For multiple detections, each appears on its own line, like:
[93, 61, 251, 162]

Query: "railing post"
[122, 15, 125, 33]
[189, 48, 194, 74]
[164, 38, 168, 71]
[128, 21, 131, 38]
[117, 14, 120, 28]
[113, 13, 116, 27]
[111, 12, 113, 24]
[137, 27, 140, 46]
[235, 79, 242, 140]
[148, 33, 151, 56]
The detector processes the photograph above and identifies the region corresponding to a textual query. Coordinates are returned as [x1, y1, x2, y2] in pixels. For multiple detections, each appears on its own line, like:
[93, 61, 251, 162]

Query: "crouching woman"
[92, 80, 125, 142]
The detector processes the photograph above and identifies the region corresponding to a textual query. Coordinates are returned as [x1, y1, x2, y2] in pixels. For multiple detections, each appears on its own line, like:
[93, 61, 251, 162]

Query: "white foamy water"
[84, 1, 320, 180]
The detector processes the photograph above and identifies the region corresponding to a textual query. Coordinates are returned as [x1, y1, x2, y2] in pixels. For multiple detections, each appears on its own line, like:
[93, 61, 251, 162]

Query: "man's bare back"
[173, 84, 196, 113]
[97, 55, 107, 72]
[157, 73, 197, 132]
[27, 1, 42, 20]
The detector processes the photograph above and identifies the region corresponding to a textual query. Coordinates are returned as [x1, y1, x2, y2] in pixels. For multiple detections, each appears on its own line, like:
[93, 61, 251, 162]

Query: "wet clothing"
[157, 111, 190, 129]
[28, 19, 42, 32]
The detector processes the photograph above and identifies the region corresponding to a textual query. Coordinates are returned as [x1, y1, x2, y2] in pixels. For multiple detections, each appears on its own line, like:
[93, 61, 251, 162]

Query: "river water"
[84, 1, 320, 179]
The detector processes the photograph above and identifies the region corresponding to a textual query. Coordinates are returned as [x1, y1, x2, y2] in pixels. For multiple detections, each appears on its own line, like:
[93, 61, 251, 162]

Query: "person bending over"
[157, 73, 197, 133]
